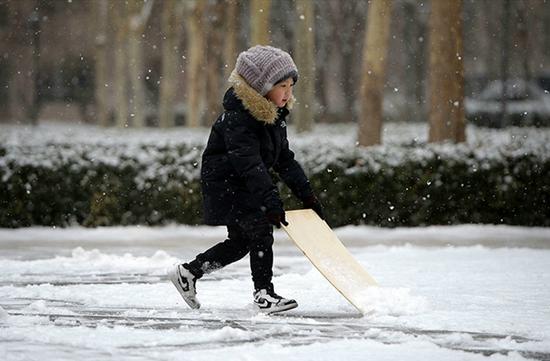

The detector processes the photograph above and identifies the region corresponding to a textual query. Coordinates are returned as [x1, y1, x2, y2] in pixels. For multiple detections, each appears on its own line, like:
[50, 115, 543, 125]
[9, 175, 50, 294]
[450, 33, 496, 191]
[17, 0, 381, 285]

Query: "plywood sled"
[282, 209, 378, 314]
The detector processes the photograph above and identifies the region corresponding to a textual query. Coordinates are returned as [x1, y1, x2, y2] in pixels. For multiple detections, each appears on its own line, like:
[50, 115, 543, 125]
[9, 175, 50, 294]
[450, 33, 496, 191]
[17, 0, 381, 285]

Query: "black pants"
[186, 214, 274, 291]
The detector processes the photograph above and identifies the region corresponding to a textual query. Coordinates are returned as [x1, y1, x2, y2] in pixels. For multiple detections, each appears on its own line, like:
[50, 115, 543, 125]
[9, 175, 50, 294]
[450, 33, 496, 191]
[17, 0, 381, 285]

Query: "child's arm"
[274, 136, 324, 219]
[273, 128, 313, 199]
[274, 145, 313, 200]
[273, 148, 325, 219]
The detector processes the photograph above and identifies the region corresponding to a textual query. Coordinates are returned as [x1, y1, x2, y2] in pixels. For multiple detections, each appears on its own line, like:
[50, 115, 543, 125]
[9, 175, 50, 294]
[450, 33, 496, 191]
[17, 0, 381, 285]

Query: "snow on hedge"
[2, 121, 549, 181]
[0, 123, 207, 186]
[287, 122, 550, 174]
[2, 121, 549, 227]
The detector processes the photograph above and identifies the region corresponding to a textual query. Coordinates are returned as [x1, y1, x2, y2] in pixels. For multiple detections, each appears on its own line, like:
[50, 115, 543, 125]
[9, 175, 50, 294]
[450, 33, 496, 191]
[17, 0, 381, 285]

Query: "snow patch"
[1, 247, 179, 276]
[0, 224, 227, 244]
[358, 286, 429, 317]
[0, 305, 9, 321]
[21, 300, 77, 317]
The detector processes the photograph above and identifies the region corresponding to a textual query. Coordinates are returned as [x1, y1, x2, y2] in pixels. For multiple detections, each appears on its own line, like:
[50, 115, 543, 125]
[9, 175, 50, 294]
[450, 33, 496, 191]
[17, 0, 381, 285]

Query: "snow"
[0, 305, 8, 321]
[1, 122, 549, 185]
[1, 121, 549, 359]
[1, 223, 548, 248]
[1, 225, 550, 360]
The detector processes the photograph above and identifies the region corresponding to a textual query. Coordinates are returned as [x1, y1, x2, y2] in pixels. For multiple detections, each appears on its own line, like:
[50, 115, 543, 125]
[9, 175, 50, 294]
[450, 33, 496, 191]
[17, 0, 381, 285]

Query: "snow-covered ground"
[1, 121, 549, 359]
[1, 225, 550, 360]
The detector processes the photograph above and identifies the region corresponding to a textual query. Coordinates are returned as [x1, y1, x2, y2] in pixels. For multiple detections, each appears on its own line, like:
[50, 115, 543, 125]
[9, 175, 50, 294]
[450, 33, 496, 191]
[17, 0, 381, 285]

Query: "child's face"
[265, 78, 294, 108]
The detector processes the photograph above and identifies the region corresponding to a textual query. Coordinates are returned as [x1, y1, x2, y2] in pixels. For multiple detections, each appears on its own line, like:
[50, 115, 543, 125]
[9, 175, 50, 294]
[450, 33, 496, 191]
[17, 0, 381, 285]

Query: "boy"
[168, 45, 324, 314]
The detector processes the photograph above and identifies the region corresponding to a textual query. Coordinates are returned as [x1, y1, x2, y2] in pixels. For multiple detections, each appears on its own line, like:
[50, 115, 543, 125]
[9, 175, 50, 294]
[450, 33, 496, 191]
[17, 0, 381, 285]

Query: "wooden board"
[282, 209, 378, 314]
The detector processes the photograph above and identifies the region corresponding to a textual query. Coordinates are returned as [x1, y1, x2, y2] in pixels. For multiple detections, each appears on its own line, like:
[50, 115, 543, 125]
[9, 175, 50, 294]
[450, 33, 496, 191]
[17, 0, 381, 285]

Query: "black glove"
[302, 195, 325, 220]
[266, 208, 288, 228]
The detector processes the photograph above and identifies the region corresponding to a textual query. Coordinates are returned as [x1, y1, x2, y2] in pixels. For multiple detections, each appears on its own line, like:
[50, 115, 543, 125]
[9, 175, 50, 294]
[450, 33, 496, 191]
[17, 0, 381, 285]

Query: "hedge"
[1, 139, 549, 228]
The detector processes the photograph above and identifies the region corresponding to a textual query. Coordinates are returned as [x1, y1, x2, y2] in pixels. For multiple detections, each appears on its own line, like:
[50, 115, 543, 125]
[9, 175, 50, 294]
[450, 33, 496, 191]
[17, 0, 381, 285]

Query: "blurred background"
[1, 0, 549, 228]
[1, 0, 549, 135]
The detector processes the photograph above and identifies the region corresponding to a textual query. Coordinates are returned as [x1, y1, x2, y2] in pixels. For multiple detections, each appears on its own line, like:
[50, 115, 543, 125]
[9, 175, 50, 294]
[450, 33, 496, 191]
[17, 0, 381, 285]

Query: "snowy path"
[1, 226, 550, 360]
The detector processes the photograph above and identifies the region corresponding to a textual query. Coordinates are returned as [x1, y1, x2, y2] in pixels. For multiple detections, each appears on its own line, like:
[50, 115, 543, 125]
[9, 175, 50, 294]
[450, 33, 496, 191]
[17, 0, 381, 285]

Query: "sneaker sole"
[259, 301, 298, 315]
[167, 265, 201, 310]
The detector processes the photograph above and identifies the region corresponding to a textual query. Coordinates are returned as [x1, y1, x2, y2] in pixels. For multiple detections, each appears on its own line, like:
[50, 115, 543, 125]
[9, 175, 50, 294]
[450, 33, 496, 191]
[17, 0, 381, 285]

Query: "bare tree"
[401, 0, 428, 123]
[223, 0, 238, 80]
[94, 0, 109, 126]
[544, 0, 550, 65]
[4, 3, 27, 122]
[500, 0, 511, 127]
[358, 0, 393, 146]
[316, 0, 354, 122]
[482, 0, 501, 81]
[4, 1, 40, 124]
[114, 2, 129, 128]
[205, 0, 225, 123]
[159, 0, 184, 128]
[516, 1, 530, 81]
[337, 1, 369, 122]
[428, 0, 465, 143]
[127, 0, 154, 127]
[185, 0, 205, 127]
[27, 1, 42, 125]
[294, 0, 315, 132]
[250, 0, 271, 45]
[528, 0, 545, 81]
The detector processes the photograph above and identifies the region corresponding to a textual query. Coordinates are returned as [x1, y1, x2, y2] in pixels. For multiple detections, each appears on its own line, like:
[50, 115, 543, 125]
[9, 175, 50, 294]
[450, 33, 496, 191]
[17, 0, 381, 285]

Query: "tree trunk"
[28, 0, 41, 125]
[358, 0, 393, 146]
[127, 0, 153, 128]
[250, 0, 271, 45]
[528, 0, 545, 79]
[320, 0, 348, 121]
[159, 0, 183, 128]
[428, 0, 465, 143]
[205, 0, 224, 123]
[294, 0, 315, 132]
[402, 1, 427, 123]
[401, 1, 416, 121]
[186, 0, 205, 127]
[342, 1, 369, 122]
[114, 2, 129, 128]
[516, 1, 530, 82]
[500, 0, 511, 128]
[223, 0, 238, 80]
[484, 0, 500, 80]
[545, 0, 550, 62]
[6, 1, 35, 123]
[94, 0, 109, 126]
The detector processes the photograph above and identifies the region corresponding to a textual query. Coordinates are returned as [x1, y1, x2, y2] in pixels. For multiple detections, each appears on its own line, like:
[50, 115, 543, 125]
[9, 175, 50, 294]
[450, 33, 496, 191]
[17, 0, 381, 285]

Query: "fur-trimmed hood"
[226, 70, 295, 125]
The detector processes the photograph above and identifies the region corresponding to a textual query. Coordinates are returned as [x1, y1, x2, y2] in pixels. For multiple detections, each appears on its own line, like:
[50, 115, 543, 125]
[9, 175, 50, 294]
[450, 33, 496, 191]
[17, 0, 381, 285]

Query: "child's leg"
[185, 226, 249, 278]
[240, 215, 298, 313]
[185, 212, 274, 290]
[239, 216, 274, 291]
[169, 220, 257, 310]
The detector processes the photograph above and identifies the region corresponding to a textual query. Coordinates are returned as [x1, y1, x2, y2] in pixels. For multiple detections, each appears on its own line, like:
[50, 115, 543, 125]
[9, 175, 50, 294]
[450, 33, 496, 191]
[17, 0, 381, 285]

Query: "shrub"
[1, 134, 548, 228]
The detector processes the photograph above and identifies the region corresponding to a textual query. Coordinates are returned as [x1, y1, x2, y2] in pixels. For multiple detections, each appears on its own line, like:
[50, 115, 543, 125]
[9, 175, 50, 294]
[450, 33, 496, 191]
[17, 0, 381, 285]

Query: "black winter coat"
[200, 72, 313, 225]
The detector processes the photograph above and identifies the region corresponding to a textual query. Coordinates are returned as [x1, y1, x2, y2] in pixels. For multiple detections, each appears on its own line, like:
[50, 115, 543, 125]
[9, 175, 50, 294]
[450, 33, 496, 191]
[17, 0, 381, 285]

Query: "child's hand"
[266, 209, 288, 228]
[302, 195, 325, 220]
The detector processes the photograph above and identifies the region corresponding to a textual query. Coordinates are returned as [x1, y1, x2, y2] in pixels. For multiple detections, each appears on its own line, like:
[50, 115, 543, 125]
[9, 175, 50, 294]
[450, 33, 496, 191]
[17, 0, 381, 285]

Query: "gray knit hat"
[235, 45, 298, 96]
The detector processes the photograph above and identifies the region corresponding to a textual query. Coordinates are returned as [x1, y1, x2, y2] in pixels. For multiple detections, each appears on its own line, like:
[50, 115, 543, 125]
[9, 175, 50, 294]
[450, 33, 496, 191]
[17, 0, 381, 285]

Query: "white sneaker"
[168, 263, 200, 309]
[253, 288, 298, 314]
